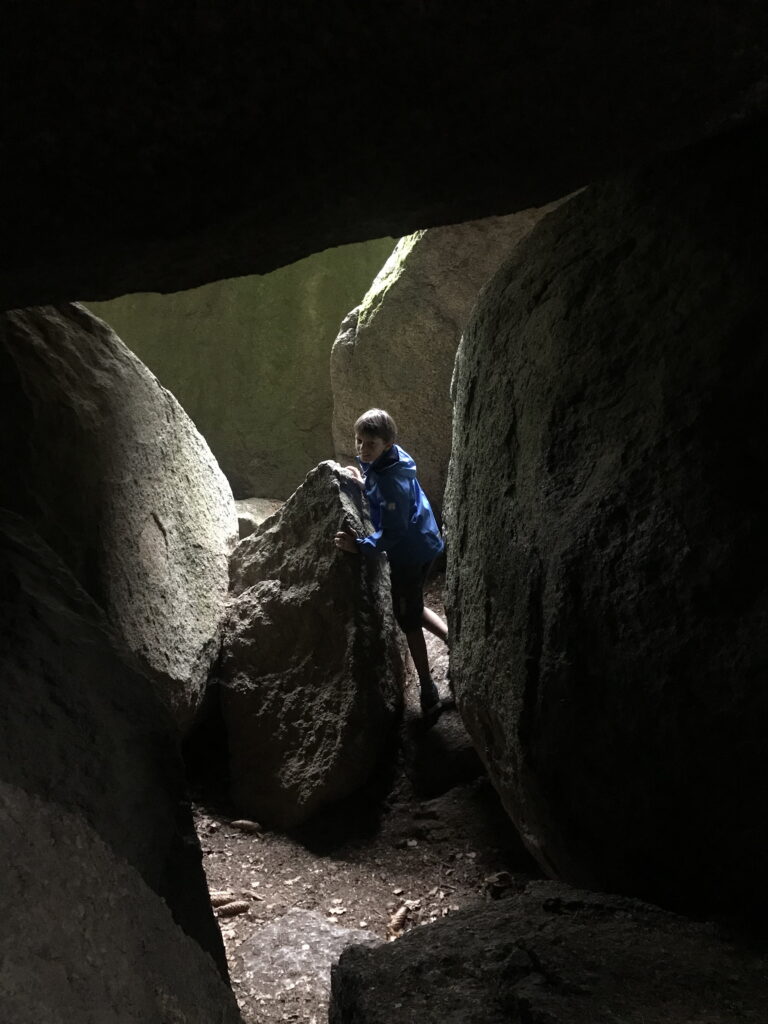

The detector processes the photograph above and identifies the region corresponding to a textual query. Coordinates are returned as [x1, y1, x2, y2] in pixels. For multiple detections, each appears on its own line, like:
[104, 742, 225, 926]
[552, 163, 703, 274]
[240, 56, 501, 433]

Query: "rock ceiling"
[1, 3, 766, 309]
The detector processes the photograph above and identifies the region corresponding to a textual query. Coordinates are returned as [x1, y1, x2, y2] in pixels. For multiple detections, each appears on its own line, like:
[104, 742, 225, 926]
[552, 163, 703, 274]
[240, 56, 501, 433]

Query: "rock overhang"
[1, 3, 766, 308]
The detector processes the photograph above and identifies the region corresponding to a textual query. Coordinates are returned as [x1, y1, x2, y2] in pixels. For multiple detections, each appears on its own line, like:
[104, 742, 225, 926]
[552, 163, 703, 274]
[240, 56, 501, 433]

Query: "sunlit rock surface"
[2, 6, 767, 306]
[446, 126, 768, 918]
[331, 210, 555, 516]
[330, 881, 768, 1023]
[236, 496, 284, 539]
[232, 908, 379, 1021]
[0, 304, 238, 729]
[0, 784, 243, 1024]
[87, 238, 394, 499]
[0, 510, 227, 977]
[219, 462, 405, 827]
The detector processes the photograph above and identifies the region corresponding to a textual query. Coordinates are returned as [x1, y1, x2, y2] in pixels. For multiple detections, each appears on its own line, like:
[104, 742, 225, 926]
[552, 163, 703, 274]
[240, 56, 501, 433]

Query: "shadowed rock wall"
[0, 511, 229, 981]
[87, 238, 394, 499]
[2, 4, 766, 307]
[446, 125, 768, 919]
[0, 784, 243, 1024]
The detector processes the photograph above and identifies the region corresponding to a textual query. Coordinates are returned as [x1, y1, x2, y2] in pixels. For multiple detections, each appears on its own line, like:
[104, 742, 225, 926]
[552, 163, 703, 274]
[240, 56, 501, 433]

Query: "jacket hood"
[359, 443, 417, 478]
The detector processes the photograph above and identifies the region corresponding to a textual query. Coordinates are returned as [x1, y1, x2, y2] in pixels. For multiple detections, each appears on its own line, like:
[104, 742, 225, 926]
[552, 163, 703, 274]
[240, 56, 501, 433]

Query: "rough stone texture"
[0, 510, 228, 977]
[331, 211, 555, 516]
[330, 881, 768, 1023]
[445, 125, 768, 919]
[236, 498, 285, 541]
[219, 462, 405, 827]
[232, 908, 380, 1021]
[87, 238, 394, 499]
[403, 779, 537, 875]
[0, 783, 243, 1024]
[1, 6, 767, 307]
[236, 496, 284, 528]
[0, 304, 238, 729]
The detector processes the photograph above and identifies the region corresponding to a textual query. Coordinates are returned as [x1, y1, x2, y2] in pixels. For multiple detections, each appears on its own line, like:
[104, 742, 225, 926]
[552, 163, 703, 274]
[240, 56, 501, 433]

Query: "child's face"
[355, 431, 391, 463]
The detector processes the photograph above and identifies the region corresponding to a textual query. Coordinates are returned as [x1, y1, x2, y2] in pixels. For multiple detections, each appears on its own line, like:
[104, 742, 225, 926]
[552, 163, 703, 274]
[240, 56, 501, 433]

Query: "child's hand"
[342, 465, 365, 489]
[334, 526, 359, 554]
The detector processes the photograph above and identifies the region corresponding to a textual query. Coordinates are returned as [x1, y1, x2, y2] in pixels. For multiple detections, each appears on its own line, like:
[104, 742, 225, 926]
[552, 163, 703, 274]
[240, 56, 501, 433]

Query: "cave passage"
[186, 580, 536, 1024]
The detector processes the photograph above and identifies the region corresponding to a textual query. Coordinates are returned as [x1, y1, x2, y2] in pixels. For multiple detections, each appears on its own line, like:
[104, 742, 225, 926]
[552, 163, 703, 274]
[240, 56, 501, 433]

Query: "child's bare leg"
[405, 628, 441, 718]
[421, 606, 448, 643]
[405, 628, 431, 683]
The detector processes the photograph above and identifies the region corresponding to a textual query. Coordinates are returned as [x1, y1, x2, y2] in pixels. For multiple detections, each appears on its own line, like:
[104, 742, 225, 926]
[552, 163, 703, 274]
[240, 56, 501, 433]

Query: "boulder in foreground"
[446, 126, 768, 918]
[330, 881, 767, 1023]
[0, 509, 228, 976]
[0, 784, 243, 1024]
[219, 462, 405, 828]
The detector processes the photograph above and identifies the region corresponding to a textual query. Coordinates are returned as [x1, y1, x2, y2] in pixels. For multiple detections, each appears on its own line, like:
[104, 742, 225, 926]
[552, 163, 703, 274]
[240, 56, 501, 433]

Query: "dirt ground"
[192, 580, 537, 1023]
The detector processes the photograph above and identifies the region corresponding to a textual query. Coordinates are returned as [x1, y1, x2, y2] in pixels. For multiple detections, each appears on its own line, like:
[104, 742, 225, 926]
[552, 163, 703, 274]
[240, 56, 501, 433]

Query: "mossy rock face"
[330, 212, 556, 519]
[88, 239, 394, 499]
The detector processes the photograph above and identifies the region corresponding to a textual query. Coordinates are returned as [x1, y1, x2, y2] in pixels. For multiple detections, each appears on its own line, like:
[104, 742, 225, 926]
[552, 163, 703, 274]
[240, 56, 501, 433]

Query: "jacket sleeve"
[356, 474, 411, 555]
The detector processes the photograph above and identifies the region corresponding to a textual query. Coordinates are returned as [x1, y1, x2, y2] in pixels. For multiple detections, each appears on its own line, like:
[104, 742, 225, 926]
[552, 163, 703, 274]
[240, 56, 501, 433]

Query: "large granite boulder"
[445, 125, 768, 918]
[330, 881, 768, 1023]
[219, 462, 405, 828]
[0, 303, 238, 729]
[231, 908, 379, 1022]
[87, 237, 394, 499]
[0, 509, 227, 977]
[2, 6, 767, 307]
[330, 211, 555, 517]
[0, 784, 243, 1024]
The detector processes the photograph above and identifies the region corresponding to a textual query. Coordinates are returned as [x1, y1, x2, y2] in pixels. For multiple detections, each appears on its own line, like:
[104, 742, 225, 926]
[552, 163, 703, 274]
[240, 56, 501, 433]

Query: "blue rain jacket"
[356, 444, 444, 566]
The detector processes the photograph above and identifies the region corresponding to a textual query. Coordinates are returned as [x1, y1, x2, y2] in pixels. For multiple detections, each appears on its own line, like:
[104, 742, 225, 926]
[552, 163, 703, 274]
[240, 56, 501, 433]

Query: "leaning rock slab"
[446, 127, 768, 918]
[330, 881, 768, 1024]
[330, 209, 558, 517]
[0, 303, 238, 729]
[219, 461, 405, 828]
[0, 784, 243, 1024]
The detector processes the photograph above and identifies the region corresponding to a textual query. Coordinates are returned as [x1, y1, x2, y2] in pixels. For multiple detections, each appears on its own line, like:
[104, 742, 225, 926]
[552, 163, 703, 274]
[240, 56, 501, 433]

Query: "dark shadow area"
[183, 683, 233, 809]
[286, 727, 403, 855]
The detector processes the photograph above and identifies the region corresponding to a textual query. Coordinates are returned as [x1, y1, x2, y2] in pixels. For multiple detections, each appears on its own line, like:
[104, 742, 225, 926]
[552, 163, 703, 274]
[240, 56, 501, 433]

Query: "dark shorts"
[389, 561, 431, 632]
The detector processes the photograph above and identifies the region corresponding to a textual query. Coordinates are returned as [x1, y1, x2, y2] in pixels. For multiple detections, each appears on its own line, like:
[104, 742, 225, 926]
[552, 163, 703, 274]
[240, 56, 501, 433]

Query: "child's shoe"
[419, 677, 442, 727]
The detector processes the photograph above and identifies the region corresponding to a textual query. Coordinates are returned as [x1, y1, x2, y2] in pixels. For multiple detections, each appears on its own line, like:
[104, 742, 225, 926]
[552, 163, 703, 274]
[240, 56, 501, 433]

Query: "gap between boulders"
[187, 578, 538, 1024]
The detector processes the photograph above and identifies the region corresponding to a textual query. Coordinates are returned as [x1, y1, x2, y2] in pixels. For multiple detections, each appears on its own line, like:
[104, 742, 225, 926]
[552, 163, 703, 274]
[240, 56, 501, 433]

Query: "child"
[334, 408, 448, 724]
